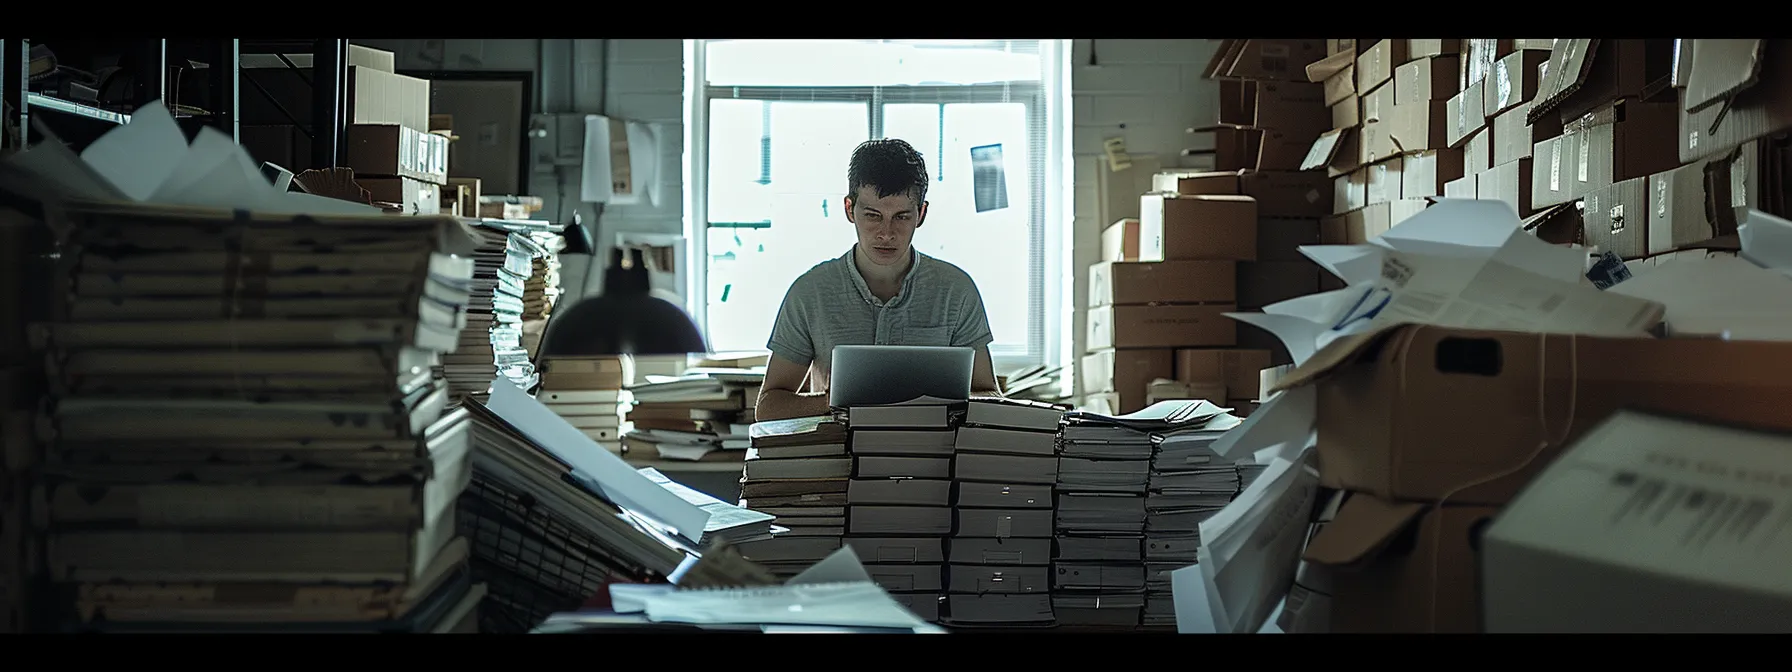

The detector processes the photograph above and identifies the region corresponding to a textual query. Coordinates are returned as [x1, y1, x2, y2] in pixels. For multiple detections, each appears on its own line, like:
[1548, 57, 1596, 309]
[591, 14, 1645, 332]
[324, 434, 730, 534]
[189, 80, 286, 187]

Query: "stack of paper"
[520, 231, 565, 332]
[458, 381, 709, 632]
[30, 203, 485, 633]
[438, 223, 542, 402]
[735, 415, 851, 581]
[838, 400, 963, 622]
[624, 368, 764, 463]
[536, 356, 631, 455]
[1142, 411, 1244, 627]
[939, 397, 1067, 627]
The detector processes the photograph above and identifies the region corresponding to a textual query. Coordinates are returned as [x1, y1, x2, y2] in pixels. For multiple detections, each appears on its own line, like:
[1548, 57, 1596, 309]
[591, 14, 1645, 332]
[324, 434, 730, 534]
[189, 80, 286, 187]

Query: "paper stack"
[535, 356, 631, 455]
[941, 397, 1067, 628]
[624, 368, 763, 464]
[439, 223, 540, 402]
[1051, 417, 1151, 627]
[735, 415, 851, 581]
[518, 231, 564, 356]
[31, 204, 485, 633]
[839, 400, 960, 623]
[1142, 411, 1245, 627]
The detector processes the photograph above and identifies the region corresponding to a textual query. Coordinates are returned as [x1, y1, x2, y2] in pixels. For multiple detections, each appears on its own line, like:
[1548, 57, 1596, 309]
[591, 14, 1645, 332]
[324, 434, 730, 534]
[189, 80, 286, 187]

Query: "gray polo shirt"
[767, 246, 994, 392]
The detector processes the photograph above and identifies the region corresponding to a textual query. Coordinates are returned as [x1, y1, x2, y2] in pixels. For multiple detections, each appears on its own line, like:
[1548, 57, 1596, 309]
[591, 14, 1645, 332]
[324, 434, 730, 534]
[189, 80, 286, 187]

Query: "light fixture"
[540, 247, 708, 356]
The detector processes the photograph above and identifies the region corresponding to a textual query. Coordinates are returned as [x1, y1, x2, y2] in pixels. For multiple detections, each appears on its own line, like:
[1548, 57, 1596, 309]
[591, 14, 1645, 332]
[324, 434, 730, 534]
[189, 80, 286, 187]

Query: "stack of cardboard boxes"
[1272, 39, 1792, 634]
[1081, 40, 1333, 416]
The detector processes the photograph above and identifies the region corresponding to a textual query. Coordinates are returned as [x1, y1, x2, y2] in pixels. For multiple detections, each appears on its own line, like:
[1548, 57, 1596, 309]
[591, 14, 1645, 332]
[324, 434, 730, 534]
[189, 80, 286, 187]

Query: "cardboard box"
[1394, 55, 1460, 106]
[1529, 132, 1577, 208]
[1523, 201, 1583, 245]
[1479, 158, 1535, 218]
[1102, 219, 1140, 262]
[1218, 40, 1326, 82]
[1328, 200, 1430, 244]
[1360, 80, 1395, 124]
[1138, 194, 1257, 261]
[346, 66, 432, 135]
[1568, 99, 1681, 197]
[1237, 262, 1321, 309]
[1444, 175, 1476, 199]
[1482, 49, 1551, 117]
[1461, 39, 1515, 89]
[1086, 304, 1238, 350]
[1257, 218, 1321, 262]
[1399, 149, 1463, 199]
[1356, 40, 1409, 94]
[1331, 97, 1359, 130]
[1323, 66, 1357, 108]
[1407, 40, 1462, 59]
[1333, 171, 1366, 214]
[448, 177, 482, 218]
[1272, 324, 1792, 505]
[1482, 411, 1792, 634]
[348, 44, 396, 73]
[1365, 156, 1402, 205]
[1465, 128, 1493, 174]
[1175, 349, 1272, 400]
[1390, 101, 1449, 153]
[1318, 215, 1347, 245]
[356, 176, 441, 215]
[1647, 157, 1732, 254]
[1219, 80, 1329, 137]
[342, 124, 450, 186]
[1089, 261, 1236, 307]
[1187, 126, 1261, 172]
[1492, 101, 1561, 167]
[1079, 348, 1173, 411]
[1531, 39, 1675, 127]
[1304, 494, 1497, 633]
[1157, 170, 1330, 219]
[1582, 176, 1649, 259]
[1443, 80, 1487, 148]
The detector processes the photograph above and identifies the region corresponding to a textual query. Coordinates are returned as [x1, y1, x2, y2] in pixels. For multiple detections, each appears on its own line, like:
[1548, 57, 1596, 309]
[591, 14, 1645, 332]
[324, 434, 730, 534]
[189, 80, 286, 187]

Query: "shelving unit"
[2, 37, 347, 171]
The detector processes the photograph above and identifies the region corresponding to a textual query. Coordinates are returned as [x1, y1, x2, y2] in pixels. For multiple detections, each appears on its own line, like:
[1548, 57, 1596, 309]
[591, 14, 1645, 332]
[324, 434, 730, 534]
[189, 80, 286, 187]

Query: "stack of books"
[734, 415, 850, 581]
[1142, 411, 1244, 627]
[623, 368, 762, 464]
[32, 205, 485, 632]
[942, 397, 1067, 628]
[518, 231, 564, 357]
[841, 401, 958, 622]
[439, 223, 538, 402]
[1051, 413, 1153, 627]
[535, 356, 631, 455]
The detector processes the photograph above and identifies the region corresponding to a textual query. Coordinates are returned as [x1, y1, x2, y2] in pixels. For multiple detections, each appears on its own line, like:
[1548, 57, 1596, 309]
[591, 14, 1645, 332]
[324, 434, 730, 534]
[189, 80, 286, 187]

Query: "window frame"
[685, 41, 1061, 374]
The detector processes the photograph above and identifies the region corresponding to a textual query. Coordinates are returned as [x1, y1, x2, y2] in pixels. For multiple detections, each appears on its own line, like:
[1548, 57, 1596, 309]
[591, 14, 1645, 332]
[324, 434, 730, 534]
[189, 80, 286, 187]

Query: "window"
[685, 40, 1068, 373]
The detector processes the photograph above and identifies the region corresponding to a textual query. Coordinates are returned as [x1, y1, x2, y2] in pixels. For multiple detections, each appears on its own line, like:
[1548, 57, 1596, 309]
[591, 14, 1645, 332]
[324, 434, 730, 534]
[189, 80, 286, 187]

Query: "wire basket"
[456, 473, 642, 633]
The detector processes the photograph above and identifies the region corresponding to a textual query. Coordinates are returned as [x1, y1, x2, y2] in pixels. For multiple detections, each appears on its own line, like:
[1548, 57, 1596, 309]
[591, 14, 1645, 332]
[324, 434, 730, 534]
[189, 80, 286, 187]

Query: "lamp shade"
[540, 247, 708, 356]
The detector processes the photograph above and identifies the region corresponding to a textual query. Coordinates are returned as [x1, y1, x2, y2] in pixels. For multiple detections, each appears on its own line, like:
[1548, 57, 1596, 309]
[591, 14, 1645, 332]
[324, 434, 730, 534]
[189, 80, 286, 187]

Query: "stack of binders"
[941, 397, 1066, 628]
[1141, 411, 1244, 627]
[840, 402, 958, 623]
[439, 223, 539, 403]
[734, 415, 851, 581]
[32, 204, 486, 632]
[1051, 417, 1153, 627]
[535, 356, 631, 455]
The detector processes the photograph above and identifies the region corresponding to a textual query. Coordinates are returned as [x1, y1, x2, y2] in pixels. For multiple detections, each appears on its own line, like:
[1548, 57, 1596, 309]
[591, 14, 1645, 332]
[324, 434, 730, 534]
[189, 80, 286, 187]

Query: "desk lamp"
[540, 246, 707, 356]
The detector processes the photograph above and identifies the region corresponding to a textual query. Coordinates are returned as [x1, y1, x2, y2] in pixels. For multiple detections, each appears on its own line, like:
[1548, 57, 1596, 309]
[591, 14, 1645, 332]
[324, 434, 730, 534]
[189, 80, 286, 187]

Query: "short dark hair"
[847, 138, 929, 205]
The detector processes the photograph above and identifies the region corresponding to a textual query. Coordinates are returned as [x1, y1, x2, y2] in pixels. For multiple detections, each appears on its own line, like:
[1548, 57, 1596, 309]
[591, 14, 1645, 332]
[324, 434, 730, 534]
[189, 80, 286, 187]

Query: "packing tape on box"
[1413, 331, 1581, 632]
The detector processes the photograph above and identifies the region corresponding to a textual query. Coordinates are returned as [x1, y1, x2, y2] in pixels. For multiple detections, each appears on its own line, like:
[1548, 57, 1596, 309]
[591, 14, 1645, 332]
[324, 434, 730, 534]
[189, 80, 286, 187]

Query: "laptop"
[829, 345, 974, 408]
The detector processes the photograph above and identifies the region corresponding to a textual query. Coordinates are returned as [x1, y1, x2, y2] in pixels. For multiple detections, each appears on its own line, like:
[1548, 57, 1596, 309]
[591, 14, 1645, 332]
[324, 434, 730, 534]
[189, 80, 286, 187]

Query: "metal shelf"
[25, 92, 129, 124]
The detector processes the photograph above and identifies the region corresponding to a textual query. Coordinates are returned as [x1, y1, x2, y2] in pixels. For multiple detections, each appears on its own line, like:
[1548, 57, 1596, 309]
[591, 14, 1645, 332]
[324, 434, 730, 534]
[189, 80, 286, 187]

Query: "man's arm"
[756, 355, 833, 421]
[971, 347, 1003, 398]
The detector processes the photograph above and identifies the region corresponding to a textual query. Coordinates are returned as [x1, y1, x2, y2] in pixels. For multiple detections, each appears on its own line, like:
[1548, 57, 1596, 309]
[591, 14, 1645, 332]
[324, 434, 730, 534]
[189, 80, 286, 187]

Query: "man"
[756, 138, 1002, 421]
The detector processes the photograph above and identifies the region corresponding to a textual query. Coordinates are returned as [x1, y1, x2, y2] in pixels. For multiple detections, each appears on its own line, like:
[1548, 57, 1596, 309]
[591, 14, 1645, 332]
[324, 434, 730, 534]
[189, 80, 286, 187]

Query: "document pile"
[1142, 407, 1244, 627]
[438, 222, 544, 402]
[28, 204, 485, 633]
[519, 231, 565, 337]
[535, 356, 631, 455]
[456, 381, 713, 632]
[623, 367, 763, 463]
[735, 415, 851, 580]
[940, 397, 1067, 627]
[841, 398, 962, 622]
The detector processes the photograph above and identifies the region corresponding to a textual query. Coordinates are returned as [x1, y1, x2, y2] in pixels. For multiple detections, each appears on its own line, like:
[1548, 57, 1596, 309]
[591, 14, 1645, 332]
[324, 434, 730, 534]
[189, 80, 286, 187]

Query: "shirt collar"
[842, 245, 923, 307]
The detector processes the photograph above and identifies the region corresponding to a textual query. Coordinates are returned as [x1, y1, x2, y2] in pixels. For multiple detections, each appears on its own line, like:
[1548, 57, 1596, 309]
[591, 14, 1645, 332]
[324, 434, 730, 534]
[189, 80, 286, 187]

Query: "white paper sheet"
[1209, 386, 1315, 460]
[1609, 255, 1792, 341]
[78, 102, 188, 202]
[486, 379, 711, 544]
[787, 546, 874, 586]
[1739, 208, 1792, 273]
[1196, 449, 1321, 634]
[1172, 564, 1219, 633]
[1299, 244, 1385, 284]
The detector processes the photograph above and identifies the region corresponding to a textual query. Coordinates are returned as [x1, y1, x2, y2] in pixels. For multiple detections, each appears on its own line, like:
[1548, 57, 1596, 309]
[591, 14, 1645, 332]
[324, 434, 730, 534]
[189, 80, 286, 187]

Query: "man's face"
[845, 186, 927, 267]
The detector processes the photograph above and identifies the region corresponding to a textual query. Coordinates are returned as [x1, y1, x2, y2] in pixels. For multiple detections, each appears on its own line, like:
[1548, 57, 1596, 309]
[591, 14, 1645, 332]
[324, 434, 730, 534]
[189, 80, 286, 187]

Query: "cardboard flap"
[1522, 201, 1583, 244]
[1207, 40, 1246, 80]
[1301, 128, 1347, 171]
[1684, 39, 1767, 114]
[1306, 49, 1356, 83]
[1302, 493, 1428, 568]
[1267, 322, 1416, 394]
[1528, 39, 1599, 126]
[1564, 99, 1622, 134]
